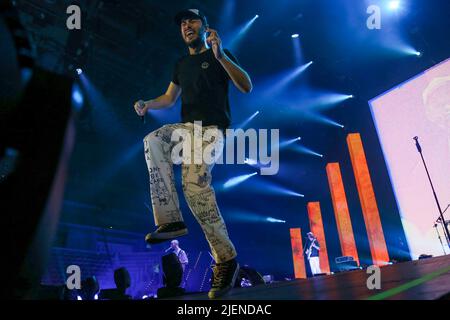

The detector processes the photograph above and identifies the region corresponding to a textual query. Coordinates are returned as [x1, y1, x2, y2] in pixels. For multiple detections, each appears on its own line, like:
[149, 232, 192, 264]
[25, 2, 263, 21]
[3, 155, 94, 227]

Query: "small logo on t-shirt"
[201, 62, 209, 69]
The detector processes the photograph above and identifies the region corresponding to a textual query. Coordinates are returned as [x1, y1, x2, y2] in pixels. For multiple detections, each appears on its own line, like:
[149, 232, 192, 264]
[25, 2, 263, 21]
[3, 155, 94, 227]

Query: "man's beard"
[185, 32, 205, 49]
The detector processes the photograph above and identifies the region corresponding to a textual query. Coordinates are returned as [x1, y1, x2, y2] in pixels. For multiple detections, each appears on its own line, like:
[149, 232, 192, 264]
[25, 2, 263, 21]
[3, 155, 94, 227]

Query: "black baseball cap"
[174, 9, 208, 27]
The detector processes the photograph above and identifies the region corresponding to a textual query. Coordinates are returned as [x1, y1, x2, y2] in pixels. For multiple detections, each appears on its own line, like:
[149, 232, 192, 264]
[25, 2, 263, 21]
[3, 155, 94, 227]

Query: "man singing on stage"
[306, 232, 322, 276]
[134, 9, 252, 299]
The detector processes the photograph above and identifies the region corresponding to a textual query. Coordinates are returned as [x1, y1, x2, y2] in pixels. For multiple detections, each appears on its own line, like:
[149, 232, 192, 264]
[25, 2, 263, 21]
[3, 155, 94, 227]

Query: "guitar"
[305, 239, 316, 260]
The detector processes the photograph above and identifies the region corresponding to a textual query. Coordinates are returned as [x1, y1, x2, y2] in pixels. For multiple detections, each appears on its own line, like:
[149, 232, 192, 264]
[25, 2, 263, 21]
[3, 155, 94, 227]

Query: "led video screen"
[370, 58, 450, 259]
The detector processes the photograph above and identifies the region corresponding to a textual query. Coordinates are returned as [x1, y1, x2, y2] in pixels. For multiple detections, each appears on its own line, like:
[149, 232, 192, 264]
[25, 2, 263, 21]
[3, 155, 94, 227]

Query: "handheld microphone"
[137, 100, 146, 124]
[165, 247, 172, 253]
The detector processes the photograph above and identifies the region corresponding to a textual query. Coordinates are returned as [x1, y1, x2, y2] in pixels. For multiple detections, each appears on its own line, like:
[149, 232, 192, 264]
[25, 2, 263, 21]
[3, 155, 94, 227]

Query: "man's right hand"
[134, 100, 147, 116]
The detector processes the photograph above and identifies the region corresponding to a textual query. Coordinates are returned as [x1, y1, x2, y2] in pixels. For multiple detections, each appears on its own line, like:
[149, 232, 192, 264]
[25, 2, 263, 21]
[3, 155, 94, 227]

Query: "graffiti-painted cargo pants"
[143, 123, 237, 264]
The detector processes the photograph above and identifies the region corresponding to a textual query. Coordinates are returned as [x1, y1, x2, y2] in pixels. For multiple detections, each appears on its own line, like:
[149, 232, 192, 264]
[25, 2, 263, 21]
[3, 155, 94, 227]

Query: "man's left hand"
[206, 27, 224, 60]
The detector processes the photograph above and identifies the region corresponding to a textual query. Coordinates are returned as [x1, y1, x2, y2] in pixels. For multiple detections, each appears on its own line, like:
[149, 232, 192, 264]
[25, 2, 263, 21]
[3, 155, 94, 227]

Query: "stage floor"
[172, 255, 450, 300]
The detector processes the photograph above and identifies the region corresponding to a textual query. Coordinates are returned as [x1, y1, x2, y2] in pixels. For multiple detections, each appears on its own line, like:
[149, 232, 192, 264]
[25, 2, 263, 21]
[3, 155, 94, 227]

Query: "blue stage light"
[218, 0, 236, 31]
[243, 180, 305, 198]
[227, 15, 260, 50]
[71, 83, 84, 110]
[291, 34, 299, 38]
[237, 111, 260, 129]
[388, 1, 400, 10]
[293, 145, 324, 158]
[279, 137, 302, 149]
[265, 184, 305, 197]
[299, 91, 354, 111]
[305, 113, 345, 128]
[228, 211, 287, 224]
[266, 217, 286, 223]
[397, 46, 423, 57]
[266, 61, 313, 96]
[223, 172, 258, 189]
[292, 35, 303, 65]
[76, 68, 83, 75]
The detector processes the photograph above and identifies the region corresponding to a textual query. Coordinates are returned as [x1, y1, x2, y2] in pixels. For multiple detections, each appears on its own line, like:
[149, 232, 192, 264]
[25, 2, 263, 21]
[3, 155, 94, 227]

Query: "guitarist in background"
[305, 232, 322, 276]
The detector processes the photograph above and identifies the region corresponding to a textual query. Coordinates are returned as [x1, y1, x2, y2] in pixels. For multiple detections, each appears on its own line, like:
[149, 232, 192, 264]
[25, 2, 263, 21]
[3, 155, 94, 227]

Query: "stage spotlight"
[293, 145, 324, 158]
[218, 0, 236, 31]
[237, 110, 260, 129]
[77, 72, 132, 136]
[292, 34, 303, 65]
[409, 50, 421, 57]
[266, 217, 286, 223]
[301, 91, 354, 111]
[279, 137, 302, 149]
[71, 83, 84, 111]
[92, 141, 144, 186]
[308, 113, 345, 128]
[76, 68, 83, 75]
[388, 1, 400, 10]
[228, 211, 288, 224]
[246, 180, 305, 197]
[223, 172, 258, 189]
[228, 14, 260, 50]
[267, 61, 313, 96]
[399, 46, 423, 57]
[266, 184, 305, 197]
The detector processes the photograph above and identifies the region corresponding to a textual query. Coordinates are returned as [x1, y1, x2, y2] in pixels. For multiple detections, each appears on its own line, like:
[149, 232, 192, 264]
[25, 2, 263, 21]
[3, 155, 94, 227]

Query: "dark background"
[11, 0, 450, 280]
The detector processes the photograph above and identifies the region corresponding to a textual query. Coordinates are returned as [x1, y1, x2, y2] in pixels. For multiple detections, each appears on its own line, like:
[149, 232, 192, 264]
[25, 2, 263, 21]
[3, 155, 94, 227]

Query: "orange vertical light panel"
[326, 163, 360, 265]
[306, 202, 331, 274]
[290, 228, 306, 279]
[347, 133, 389, 265]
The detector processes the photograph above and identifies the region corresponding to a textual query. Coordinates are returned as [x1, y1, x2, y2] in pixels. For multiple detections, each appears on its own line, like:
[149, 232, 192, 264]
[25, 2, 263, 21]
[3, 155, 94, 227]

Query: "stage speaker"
[335, 260, 359, 272]
[0, 67, 75, 299]
[234, 266, 266, 288]
[335, 256, 355, 264]
[1, 1, 76, 299]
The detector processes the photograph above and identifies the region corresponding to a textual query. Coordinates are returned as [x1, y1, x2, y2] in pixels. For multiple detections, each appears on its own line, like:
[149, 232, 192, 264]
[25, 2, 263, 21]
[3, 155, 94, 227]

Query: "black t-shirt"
[172, 48, 239, 130]
[309, 239, 320, 257]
